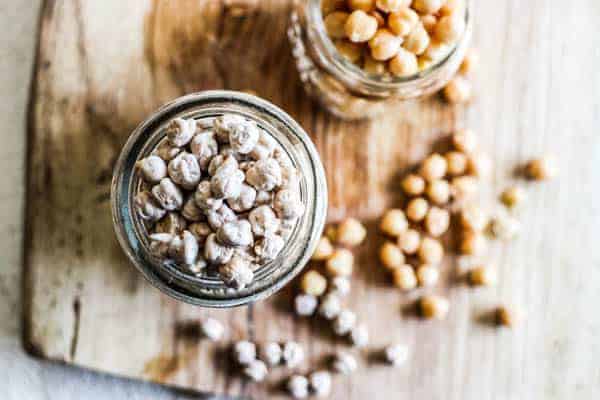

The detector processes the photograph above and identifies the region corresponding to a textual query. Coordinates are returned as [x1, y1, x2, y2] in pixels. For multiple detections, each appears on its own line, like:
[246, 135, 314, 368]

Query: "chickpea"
[406, 197, 429, 222]
[424, 39, 452, 62]
[416, 264, 440, 287]
[335, 40, 363, 63]
[459, 204, 488, 232]
[375, 0, 406, 12]
[326, 248, 354, 277]
[420, 14, 438, 34]
[413, 0, 445, 14]
[500, 186, 526, 209]
[419, 153, 447, 181]
[450, 176, 479, 202]
[301, 270, 327, 296]
[440, 0, 464, 16]
[337, 218, 367, 246]
[380, 209, 408, 236]
[403, 22, 430, 55]
[468, 265, 497, 286]
[363, 55, 388, 74]
[369, 10, 386, 27]
[312, 236, 334, 261]
[445, 151, 468, 176]
[460, 48, 479, 75]
[401, 173, 426, 196]
[419, 295, 449, 320]
[468, 152, 493, 178]
[426, 179, 451, 205]
[443, 76, 472, 104]
[397, 228, 421, 254]
[348, 0, 376, 12]
[389, 48, 419, 77]
[435, 15, 466, 44]
[369, 29, 403, 61]
[525, 155, 557, 181]
[387, 7, 419, 37]
[459, 231, 487, 255]
[392, 265, 418, 290]
[418, 237, 444, 265]
[425, 206, 450, 237]
[379, 241, 405, 271]
[324, 11, 350, 39]
[496, 305, 519, 327]
[322, 0, 347, 14]
[345, 10, 379, 43]
[451, 128, 477, 153]
[418, 56, 434, 71]
[325, 225, 338, 242]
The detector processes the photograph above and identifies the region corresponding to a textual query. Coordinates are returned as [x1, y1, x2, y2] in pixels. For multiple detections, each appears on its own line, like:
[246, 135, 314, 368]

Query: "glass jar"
[111, 91, 327, 308]
[288, 0, 473, 119]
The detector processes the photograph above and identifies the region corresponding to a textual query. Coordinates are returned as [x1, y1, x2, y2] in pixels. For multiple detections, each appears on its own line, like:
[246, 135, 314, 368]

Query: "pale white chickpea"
[348, 0, 376, 12]
[334, 40, 363, 63]
[450, 176, 479, 202]
[337, 218, 367, 246]
[326, 248, 354, 277]
[387, 7, 419, 36]
[406, 197, 429, 222]
[468, 152, 493, 178]
[445, 151, 468, 176]
[375, 0, 405, 13]
[416, 264, 440, 287]
[301, 270, 327, 296]
[418, 237, 444, 264]
[425, 206, 450, 237]
[392, 265, 418, 290]
[426, 179, 451, 205]
[402, 22, 430, 55]
[397, 228, 421, 254]
[419, 294, 449, 319]
[451, 128, 477, 153]
[401, 173, 426, 196]
[322, 0, 347, 14]
[324, 11, 350, 39]
[459, 204, 488, 232]
[368, 29, 403, 61]
[363, 55, 388, 74]
[389, 48, 419, 77]
[459, 48, 479, 75]
[435, 15, 466, 44]
[500, 186, 526, 209]
[468, 265, 497, 286]
[345, 10, 379, 43]
[459, 231, 487, 255]
[413, 0, 445, 14]
[312, 236, 334, 261]
[443, 76, 472, 104]
[526, 155, 557, 181]
[420, 14, 438, 34]
[419, 153, 447, 181]
[380, 208, 408, 236]
[379, 241, 406, 271]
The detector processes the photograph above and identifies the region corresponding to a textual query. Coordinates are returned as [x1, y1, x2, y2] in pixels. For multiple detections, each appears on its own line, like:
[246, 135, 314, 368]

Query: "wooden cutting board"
[24, 0, 600, 398]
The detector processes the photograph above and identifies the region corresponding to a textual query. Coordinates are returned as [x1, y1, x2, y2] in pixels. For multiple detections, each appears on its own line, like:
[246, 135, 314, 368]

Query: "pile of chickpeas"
[321, 0, 467, 77]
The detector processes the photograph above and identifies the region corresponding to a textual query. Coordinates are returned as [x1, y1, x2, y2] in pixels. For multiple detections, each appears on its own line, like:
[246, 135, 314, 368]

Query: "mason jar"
[111, 91, 327, 308]
[288, 0, 473, 119]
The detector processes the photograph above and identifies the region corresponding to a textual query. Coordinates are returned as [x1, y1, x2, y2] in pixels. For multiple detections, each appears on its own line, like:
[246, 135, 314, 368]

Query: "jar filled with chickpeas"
[111, 91, 327, 307]
[289, 0, 472, 119]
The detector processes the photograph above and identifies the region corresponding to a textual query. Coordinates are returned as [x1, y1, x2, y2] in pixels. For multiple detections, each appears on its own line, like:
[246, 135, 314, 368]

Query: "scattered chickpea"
[401, 174, 426, 196]
[459, 204, 488, 232]
[445, 151, 468, 176]
[413, 0, 445, 14]
[379, 241, 406, 271]
[405, 197, 429, 222]
[380, 209, 408, 236]
[369, 28, 403, 61]
[426, 179, 451, 205]
[459, 231, 487, 255]
[334, 40, 363, 63]
[425, 206, 450, 237]
[312, 236, 334, 261]
[468, 152, 493, 178]
[389, 48, 419, 77]
[419, 153, 447, 181]
[468, 265, 497, 287]
[443, 76, 472, 104]
[392, 265, 418, 290]
[324, 11, 350, 39]
[387, 8, 419, 37]
[451, 128, 478, 154]
[496, 305, 519, 327]
[348, 0, 376, 12]
[345, 10, 379, 43]
[418, 237, 444, 265]
[435, 15, 466, 44]
[525, 155, 557, 181]
[300, 270, 328, 296]
[363, 55, 388, 74]
[416, 264, 440, 287]
[337, 218, 367, 246]
[326, 248, 354, 277]
[397, 229, 421, 254]
[419, 295, 450, 320]
[402, 22, 430, 55]
[500, 186, 526, 209]
[450, 176, 479, 202]
[459, 48, 479, 75]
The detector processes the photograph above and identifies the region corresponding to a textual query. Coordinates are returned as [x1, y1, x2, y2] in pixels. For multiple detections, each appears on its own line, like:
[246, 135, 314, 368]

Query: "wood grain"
[23, 0, 600, 398]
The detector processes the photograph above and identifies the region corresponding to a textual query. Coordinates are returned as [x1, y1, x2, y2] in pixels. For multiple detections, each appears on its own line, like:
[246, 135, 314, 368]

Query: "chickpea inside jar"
[289, 0, 472, 119]
[111, 91, 327, 307]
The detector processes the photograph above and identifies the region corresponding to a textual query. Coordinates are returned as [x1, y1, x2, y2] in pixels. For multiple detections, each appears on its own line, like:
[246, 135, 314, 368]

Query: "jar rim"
[111, 90, 328, 307]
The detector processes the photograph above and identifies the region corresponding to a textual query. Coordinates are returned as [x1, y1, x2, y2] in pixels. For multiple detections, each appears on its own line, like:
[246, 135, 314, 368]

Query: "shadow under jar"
[111, 91, 327, 308]
[289, 0, 472, 120]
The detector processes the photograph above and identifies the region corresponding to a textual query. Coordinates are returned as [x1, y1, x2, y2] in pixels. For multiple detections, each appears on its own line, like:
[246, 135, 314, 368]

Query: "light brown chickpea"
[450, 176, 479, 202]
[496, 305, 519, 327]
[369, 10, 387, 27]
[419, 294, 450, 319]
[387, 7, 419, 37]
[459, 48, 479, 75]
[445, 151, 468, 176]
[376, 0, 406, 13]
[335, 40, 364, 63]
[389, 48, 419, 77]
[443, 76, 473, 104]
[416, 264, 440, 287]
[459, 231, 487, 255]
[468, 265, 497, 286]
[322, 0, 347, 14]
[420, 14, 438, 34]
[459, 204, 488, 232]
[440, 0, 464, 16]
[424, 39, 452, 62]
[397, 228, 421, 254]
[418, 237, 444, 265]
[337, 218, 367, 246]
[345, 10, 379, 43]
[301, 270, 328, 296]
[452, 128, 478, 154]
[403, 22, 430, 55]
[348, 0, 376, 12]
[406, 197, 429, 222]
[392, 265, 418, 290]
[500, 186, 526, 209]
[413, 0, 445, 14]
[326, 248, 354, 277]
[425, 206, 450, 237]
[526, 156, 557, 181]
[380, 209, 408, 236]
[426, 179, 451, 205]
[324, 11, 350, 39]
[419, 153, 447, 181]
[369, 28, 403, 61]
[401, 174, 426, 196]
[435, 15, 466, 44]
[363, 55, 388, 74]
[312, 236, 335, 261]
[379, 241, 406, 270]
